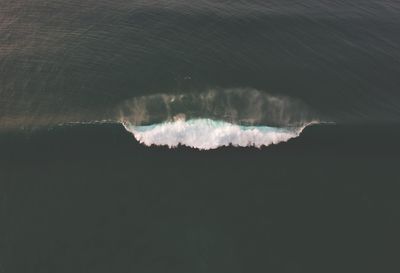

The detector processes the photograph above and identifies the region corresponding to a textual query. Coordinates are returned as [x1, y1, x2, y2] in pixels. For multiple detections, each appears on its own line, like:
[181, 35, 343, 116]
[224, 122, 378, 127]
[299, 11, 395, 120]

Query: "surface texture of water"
[1, 1, 400, 272]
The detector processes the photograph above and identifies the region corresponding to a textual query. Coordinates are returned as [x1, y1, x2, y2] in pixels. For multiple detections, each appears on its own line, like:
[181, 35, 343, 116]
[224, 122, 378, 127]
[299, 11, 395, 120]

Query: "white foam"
[123, 118, 309, 150]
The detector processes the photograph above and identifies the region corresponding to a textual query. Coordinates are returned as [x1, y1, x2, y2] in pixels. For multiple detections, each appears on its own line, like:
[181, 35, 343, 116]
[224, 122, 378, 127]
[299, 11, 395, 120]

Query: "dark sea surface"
[1, 0, 400, 272]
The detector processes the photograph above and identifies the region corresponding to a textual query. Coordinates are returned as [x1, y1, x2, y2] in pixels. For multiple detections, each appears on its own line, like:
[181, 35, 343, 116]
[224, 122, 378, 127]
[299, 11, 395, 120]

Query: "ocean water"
[1, 0, 400, 272]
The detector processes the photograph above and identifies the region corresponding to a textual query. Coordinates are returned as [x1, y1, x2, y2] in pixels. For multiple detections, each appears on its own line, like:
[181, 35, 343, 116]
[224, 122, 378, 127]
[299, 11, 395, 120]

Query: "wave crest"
[123, 118, 310, 150]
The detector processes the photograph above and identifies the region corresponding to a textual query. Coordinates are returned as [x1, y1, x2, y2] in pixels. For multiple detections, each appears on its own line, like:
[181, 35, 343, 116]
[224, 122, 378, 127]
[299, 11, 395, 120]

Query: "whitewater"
[122, 118, 312, 150]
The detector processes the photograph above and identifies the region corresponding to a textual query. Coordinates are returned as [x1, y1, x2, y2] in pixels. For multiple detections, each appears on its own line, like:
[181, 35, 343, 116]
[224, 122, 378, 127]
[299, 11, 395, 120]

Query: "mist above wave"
[123, 118, 309, 150]
[118, 88, 317, 127]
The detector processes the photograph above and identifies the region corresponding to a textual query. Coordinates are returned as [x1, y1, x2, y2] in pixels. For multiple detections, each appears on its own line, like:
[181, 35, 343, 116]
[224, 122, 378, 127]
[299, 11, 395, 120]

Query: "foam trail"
[123, 118, 310, 150]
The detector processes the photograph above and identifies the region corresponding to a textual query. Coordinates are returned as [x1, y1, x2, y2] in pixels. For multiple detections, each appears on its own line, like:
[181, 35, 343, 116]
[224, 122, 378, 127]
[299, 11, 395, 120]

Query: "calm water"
[1, 0, 400, 272]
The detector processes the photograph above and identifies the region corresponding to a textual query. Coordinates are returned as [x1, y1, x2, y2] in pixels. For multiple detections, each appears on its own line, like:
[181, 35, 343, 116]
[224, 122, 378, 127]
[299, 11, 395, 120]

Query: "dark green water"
[1, 0, 400, 272]
[1, 124, 400, 272]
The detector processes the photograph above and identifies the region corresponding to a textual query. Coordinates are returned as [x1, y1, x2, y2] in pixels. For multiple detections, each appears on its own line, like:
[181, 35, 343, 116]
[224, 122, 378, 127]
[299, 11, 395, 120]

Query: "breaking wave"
[122, 118, 313, 150]
[118, 88, 319, 149]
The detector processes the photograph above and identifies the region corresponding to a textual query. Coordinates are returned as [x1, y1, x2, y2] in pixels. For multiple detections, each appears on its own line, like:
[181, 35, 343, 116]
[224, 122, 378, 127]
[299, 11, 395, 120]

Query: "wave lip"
[123, 118, 309, 150]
